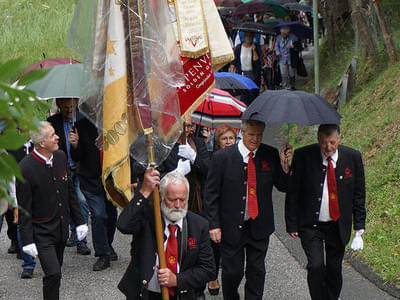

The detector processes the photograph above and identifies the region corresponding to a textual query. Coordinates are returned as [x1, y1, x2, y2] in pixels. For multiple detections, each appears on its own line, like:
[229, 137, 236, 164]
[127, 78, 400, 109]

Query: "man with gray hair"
[117, 169, 215, 300]
[205, 119, 292, 300]
[17, 121, 88, 300]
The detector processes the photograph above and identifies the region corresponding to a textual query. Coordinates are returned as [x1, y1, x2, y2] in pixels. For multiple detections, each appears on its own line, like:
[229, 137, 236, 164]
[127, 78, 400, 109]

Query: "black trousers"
[211, 240, 221, 281]
[37, 242, 66, 300]
[5, 209, 17, 242]
[299, 222, 345, 300]
[220, 223, 269, 300]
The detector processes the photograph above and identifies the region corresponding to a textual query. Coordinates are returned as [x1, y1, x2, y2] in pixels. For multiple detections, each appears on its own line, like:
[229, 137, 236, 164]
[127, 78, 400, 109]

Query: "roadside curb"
[344, 252, 400, 299]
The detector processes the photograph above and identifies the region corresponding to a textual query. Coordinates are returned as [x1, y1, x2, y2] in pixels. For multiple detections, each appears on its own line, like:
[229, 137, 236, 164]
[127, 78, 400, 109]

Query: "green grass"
[0, 0, 77, 81]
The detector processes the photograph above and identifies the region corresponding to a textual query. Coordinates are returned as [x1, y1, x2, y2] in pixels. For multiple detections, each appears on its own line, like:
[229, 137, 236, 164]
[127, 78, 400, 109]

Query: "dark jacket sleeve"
[352, 150, 366, 230]
[16, 174, 34, 246]
[272, 147, 289, 193]
[203, 151, 224, 229]
[285, 149, 301, 233]
[192, 137, 210, 178]
[117, 192, 150, 235]
[67, 166, 84, 227]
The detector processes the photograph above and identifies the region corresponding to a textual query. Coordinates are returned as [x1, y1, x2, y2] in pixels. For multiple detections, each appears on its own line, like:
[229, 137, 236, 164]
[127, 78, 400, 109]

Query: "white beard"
[161, 201, 188, 222]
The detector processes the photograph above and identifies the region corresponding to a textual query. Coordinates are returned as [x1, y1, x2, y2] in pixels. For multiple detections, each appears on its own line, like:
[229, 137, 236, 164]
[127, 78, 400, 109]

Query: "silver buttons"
[240, 211, 244, 215]
[238, 225, 242, 229]
[142, 280, 147, 285]
[244, 181, 247, 185]
[58, 203, 62, 207]
[316, 212, 319, 215]
[242, 196, 246, 200]
[318, 197, 321, 201]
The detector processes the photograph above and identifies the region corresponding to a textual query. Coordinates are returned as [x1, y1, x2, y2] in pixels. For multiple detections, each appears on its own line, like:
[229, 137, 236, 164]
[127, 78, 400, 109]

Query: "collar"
[33, 148, 53, 167]
[163, 217, 183, 233]
[238, 139, 258, 162]
[321, 150, 338, 167]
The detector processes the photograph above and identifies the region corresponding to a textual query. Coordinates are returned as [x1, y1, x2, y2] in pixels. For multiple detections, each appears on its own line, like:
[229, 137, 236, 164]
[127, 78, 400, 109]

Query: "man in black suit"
[69, 117, 118, 271]
[17, 121, 88, 300]
[204, 119, 292, 300]
[160, 115, 210, 214]
[285, 124, 366, 300]
[117, 169, 215, 300]
[47, 98, 90, 255]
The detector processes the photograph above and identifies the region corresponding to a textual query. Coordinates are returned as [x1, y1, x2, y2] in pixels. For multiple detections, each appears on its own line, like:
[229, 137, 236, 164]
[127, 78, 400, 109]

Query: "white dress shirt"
[33, 148, 53, 167]
[238, 140, 259, 221]
[319, 151, 338, 222]
[147, 217, 183, 292]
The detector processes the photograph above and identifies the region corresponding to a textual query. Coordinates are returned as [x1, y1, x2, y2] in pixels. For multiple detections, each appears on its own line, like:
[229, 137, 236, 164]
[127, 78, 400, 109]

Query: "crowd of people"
[0, 93, 366, 300]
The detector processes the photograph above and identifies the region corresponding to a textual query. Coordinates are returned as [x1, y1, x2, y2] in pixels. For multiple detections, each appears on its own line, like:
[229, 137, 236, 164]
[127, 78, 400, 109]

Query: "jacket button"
[320, 183, 323, 187]
[242, 196, 246, 200]
[244, 181, 247, 185]
[313, 224, 317, 227]
[238, 225, 242, 229]
[244, 166, 247, 170]
[322, 168, 326, 172]
[318, 197, 321, 201]
[56, 190, 60, 194]
[240, 211, 244, 215]
[142, 280, 147, 285]
[153, 266, 156, 270]
[58, 203, 62, 207]
[53, 177, 57, 181]
[61, 216, 63, 219]
[316, 211, 319, 215]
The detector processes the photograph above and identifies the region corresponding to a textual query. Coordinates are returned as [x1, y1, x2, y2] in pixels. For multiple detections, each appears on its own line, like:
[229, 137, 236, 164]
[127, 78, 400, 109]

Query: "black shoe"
[66, 231, 76, 247]
[77, 242, 91, 255]
[93, 256, 110, 271]
[109, 246, 118, 261]
[21, 269, 34, 279]
[8, 240, 17, 254]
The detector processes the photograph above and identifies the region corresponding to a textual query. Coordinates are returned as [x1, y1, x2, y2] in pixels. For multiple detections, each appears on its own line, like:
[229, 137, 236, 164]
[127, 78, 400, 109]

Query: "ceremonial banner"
[101, 0, 132, 208]
[175, 0, 209, 58]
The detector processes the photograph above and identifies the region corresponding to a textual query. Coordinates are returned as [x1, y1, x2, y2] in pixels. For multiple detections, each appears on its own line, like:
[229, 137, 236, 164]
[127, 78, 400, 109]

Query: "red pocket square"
[261, 160, 271, 171]
[344, 168, 353, 178]
[188, 237, 197, 249]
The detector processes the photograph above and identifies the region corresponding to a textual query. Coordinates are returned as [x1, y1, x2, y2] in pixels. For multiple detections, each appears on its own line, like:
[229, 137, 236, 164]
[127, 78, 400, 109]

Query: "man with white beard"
[117, 169, 215, 300]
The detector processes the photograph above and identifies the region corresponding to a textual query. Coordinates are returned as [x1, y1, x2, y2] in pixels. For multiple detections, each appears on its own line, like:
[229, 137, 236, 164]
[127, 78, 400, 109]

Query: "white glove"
[175, 159, 191, 176]
[22, 243, 38, 258]
[178, 144, 197, 164]
[76, 224, 88, 241]
[350, 229, 364, 251]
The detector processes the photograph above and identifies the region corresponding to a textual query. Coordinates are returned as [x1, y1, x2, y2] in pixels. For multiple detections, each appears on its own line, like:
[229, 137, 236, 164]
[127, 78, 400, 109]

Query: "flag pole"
[145, 132, 169, 300]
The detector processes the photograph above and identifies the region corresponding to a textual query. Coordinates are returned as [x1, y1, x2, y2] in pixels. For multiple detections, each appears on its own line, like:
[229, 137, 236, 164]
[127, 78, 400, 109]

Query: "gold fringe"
[180, 81, 215, 121]
[180, 48, 209, 59]
[211, 53, 235, 72]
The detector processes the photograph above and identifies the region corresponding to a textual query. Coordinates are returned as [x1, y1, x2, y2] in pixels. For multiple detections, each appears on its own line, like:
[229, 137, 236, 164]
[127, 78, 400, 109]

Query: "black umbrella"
[216, 0, 242, 7]
[241, 90, 341, 126]
[275, 21, 313, 40]
[233, 22, 277, 35]
[284, 2, 312, 12]
[277, 0, 298, 4]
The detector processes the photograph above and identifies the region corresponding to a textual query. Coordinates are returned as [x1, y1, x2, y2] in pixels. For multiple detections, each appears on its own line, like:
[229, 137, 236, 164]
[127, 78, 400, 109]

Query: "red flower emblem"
[344, 168, 353, 178]
[188, 237, 197, 249]
[261, 160, 271, 171]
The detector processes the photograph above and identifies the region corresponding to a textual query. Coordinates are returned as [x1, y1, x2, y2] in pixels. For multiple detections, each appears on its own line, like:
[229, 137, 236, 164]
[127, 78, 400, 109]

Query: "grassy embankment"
[0, 0, 77, 80]
[1, 0, 399, 289]
[295, 2, 400, 287]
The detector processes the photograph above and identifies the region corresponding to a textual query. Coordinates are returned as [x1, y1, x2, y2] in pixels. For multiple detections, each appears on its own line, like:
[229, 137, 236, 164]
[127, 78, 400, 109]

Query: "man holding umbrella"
[285, 124, 366, 300]
[204, 119, 292, 299]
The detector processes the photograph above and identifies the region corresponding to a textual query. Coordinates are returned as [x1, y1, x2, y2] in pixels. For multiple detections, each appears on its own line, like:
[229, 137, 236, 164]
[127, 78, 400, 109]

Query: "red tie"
[165, 224, 178, 296]
[248, 152, 258, 219]
[327, 157, 340, 221]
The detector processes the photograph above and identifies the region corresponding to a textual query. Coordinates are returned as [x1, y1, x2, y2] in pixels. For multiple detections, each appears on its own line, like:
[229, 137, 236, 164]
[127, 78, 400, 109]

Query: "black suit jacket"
[285, 144, 366, 246]
[47, 111, 83, 158]
[117, 193, 215, 300]
[204, 143, 288, 246]
[70, 117, 104, 194]
[17, 150, 84, 246]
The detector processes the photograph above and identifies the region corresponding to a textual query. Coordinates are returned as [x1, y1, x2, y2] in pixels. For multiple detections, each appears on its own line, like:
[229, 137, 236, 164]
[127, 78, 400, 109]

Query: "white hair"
[31, 121, 52, 148]
[241, 119, 265, 132]
[159, 171, 190, 202]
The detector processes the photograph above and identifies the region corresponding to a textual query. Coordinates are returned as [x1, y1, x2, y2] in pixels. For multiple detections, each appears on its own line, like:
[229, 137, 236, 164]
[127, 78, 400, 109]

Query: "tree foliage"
[0, 59, 50, 205]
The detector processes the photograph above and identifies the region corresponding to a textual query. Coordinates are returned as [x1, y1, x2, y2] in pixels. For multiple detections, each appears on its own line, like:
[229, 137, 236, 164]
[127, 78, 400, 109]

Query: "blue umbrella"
[275, 21, 312, 40]
[214, 72, 259, 96]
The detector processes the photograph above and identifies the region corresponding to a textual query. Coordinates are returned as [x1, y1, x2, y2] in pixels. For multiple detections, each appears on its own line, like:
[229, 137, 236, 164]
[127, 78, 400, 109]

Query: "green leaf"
[0, 127, 29, 150]
[18, 68, 49, 86]
[0, 58, 23, 82]
[0, 152, 23, 181]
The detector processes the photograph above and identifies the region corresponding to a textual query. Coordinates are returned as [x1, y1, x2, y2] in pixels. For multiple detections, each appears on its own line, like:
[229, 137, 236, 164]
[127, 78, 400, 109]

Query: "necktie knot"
[168, 224, 178, 235]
